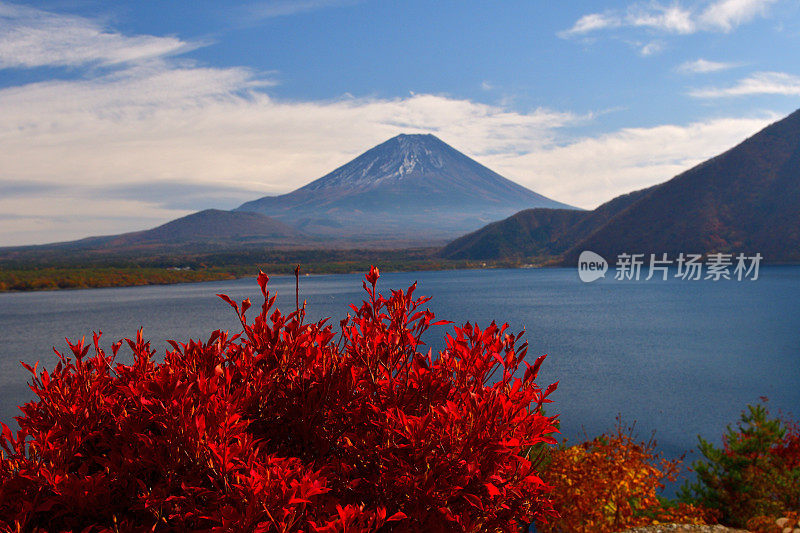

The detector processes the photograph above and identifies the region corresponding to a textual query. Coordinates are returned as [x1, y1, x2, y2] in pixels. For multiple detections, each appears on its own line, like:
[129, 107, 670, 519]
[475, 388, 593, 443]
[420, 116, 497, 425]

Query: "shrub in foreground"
[680, 401, 800, 529]
[538, 422, 715, 533]
[0, 267, 558, 532]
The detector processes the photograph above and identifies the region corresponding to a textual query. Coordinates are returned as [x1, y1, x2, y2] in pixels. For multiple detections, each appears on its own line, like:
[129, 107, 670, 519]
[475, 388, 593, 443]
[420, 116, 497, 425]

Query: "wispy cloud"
[691, 71, 800, 97]
[0, 50, 776, 244]
[561, 0, 779, 42]
[628, 4, 696, 34]
[678, 58, 739, 73]
[244, 0, 362, 20]
[0, 1, 200, 69]
[483, 114, 778, 209]
[558, 13, 621, 37]
[639, 40, 664, 56]
[698, 0, 779, 32]
[0, 57, 581, 245]
[93, 180, 262, 211]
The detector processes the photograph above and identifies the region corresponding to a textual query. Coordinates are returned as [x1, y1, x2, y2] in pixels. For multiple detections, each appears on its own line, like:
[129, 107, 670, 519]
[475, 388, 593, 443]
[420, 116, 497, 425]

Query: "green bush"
[679, 401, 800, 528]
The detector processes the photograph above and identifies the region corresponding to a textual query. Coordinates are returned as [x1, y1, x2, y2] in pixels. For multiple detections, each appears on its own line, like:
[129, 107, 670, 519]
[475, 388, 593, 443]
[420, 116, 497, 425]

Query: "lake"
[1, 266, 799, 493]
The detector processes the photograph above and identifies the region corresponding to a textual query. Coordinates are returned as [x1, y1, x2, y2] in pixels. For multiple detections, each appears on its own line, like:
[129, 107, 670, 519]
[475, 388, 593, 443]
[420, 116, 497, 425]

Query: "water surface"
[2, 267, 798, 491]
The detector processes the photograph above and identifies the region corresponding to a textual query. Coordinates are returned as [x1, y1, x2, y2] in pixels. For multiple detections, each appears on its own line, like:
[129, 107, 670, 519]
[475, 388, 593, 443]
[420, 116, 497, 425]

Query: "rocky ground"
[619, 525, 749, 532]
[619, 516, 800, 533]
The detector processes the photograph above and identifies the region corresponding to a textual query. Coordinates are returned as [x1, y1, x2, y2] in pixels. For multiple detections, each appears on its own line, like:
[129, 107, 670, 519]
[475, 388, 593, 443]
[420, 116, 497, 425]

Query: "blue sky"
[1, 0, 800, 245]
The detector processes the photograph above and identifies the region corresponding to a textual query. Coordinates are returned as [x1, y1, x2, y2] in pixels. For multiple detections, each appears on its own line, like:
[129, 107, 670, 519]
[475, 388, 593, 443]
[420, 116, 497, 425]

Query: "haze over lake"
[2, 267, 799, 489]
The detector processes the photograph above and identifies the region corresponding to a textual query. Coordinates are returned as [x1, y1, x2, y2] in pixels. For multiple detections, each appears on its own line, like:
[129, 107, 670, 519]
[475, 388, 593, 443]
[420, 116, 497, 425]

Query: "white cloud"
[628, 4, 696, 34]
[482, 115, 777, 209]
[678, 58, 738, 73]
[0, 2, 198, 69]
[560, 0, 779, 41]
[699, 0, 778, 32]
[244, 0, 361, 20]
[559, 13, 622, 37]
[0, 59, 582, 245]
[0, 53, 777, 245]
[640, 40, 665, 56]
[691, 71, 800, 97]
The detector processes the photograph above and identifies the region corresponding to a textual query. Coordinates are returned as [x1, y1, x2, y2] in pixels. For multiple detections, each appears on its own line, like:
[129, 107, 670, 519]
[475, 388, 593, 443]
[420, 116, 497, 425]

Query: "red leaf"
[525, 354, 547, 383]
[366, 265, 380, 286]
[486, 482, 501, 497]
[216, 293, 238, 313]
[386, 511, 407, 522]
[257, 270, 269, 297]
[1, 422, 12, 444]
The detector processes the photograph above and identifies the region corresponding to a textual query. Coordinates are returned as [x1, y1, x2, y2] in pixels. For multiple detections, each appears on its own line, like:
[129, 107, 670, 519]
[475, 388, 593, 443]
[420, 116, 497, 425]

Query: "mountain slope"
[237, 134, 576, 242]
[106, 209, 303, 246]
[443, 108, 800, 264]
[441, 186, 656, 260]
[563, 108, 800, 263]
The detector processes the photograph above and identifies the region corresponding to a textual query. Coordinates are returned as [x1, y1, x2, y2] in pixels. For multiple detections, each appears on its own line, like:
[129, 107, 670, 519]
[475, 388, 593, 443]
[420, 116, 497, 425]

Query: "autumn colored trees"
[537, 403, 800, 533]
[537, 423, 715, 533]
[0, 267, 558, 532]
[1, 267, 797, 532]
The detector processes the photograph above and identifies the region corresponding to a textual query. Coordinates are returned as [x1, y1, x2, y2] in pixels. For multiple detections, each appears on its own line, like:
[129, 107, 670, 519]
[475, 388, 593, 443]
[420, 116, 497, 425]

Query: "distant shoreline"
[0, 258, 530, 293]
[3, 255, 797, 293]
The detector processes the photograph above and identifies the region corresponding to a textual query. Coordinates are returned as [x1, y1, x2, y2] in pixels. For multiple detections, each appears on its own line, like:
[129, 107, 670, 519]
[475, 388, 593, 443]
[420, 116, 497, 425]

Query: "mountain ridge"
[441, 186, 657, 260]
[441, 108, 800, 264]
[563, 107, 800, 263]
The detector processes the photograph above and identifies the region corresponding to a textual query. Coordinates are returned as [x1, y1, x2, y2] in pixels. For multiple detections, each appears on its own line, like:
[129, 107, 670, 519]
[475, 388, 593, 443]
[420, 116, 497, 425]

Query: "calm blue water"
[1, 267, 799, 493]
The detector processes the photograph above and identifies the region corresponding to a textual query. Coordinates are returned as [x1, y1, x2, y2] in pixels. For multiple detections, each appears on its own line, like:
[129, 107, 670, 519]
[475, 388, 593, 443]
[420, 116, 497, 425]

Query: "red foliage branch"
[0, 266, 558, 532]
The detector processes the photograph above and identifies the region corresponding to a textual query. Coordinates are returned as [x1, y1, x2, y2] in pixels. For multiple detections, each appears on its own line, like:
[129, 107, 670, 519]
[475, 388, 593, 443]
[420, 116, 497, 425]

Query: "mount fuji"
[0, 134, 575, 255]
[236, 134, 576, 243]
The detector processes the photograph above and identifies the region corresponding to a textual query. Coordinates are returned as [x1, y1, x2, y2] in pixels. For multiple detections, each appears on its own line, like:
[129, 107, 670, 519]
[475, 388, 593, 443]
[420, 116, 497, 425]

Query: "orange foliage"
[747, 511, 800, 533]
[538, 422, 716, 533]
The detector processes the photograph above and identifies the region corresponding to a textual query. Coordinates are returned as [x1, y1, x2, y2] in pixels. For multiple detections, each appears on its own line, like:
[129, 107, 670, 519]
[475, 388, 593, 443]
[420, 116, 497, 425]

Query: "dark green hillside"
[441, 186, 656, 260]
[443, 107, 800, 264]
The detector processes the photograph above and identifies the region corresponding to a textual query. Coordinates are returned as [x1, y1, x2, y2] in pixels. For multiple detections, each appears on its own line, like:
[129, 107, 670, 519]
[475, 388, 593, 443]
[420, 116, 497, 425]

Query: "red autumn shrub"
[0, 267, 558, 532]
